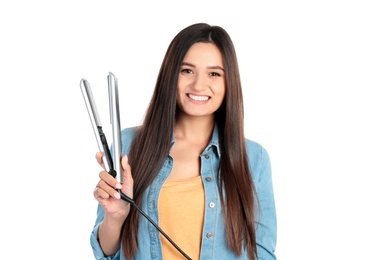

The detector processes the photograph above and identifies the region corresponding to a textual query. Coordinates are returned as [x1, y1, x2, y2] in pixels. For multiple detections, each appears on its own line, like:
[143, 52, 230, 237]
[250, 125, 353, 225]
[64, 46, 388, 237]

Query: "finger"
[120, 155, 134, 198]
[95, 152, 105, 169]
[99, 170, 122, 190]
[121, 155, 130, 175]
[96, 177, 121, 199]
[121, 156, 133, 183]
[93, 185, 110, 199]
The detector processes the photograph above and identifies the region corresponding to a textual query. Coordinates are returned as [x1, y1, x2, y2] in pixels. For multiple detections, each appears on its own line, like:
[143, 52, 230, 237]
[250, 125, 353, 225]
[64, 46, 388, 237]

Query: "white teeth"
[188, 94, 209, 101]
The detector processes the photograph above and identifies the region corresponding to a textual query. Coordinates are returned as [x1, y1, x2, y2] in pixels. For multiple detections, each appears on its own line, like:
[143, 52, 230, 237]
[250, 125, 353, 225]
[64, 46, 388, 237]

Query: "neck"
[174, 114, 214, 144]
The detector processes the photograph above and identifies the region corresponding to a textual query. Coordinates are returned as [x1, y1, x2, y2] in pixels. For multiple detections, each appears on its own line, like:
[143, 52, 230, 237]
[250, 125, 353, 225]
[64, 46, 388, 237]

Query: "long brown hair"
[122, 23, 257, 259]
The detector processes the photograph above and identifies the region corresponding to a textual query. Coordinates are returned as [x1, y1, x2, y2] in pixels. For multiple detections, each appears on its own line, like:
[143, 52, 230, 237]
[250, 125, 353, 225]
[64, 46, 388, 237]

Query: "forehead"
[183, 43, 223, 66]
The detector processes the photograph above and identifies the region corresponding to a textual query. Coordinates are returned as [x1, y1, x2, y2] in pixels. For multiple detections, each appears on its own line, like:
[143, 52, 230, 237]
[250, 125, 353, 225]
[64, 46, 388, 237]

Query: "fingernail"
[114, 192, 121, 199]
[116, 183, 122, 189]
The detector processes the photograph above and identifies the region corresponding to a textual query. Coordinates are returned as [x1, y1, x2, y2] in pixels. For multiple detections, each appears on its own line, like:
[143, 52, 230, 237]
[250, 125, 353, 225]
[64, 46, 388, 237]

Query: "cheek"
[214, 82, 226, 96]
[176, 82, 186, 104]
[176, 83, 185, 98]
[176, 77, 187, 92]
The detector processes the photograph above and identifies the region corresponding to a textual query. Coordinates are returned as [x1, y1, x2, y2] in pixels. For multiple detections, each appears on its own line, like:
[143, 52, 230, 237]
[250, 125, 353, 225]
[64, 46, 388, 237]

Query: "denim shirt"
[90, 126, 277, 260]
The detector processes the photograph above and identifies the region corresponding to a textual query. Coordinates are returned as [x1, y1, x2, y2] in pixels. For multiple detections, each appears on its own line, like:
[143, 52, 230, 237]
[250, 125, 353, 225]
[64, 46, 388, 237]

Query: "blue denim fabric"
[91, 126, 277, 260]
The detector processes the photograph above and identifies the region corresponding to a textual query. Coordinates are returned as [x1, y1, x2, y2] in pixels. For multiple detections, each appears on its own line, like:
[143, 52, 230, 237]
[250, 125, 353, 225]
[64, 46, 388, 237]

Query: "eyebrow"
[182, 62, 225, 72]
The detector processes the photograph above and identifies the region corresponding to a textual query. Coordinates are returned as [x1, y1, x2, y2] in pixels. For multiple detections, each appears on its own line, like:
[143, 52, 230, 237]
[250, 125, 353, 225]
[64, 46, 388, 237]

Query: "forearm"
[98, 216, 126, 256]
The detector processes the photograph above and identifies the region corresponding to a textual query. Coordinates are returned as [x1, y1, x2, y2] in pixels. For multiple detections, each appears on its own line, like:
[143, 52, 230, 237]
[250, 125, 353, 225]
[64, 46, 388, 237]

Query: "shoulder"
[121, 126, 140, 154]
[121, 126, 139, 137]
[245, 138, 272, 182]
[245, 138, 270, 161]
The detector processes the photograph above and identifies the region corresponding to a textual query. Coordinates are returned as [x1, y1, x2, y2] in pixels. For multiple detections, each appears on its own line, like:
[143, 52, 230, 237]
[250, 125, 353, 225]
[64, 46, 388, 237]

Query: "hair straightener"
[80, 73, 191, 260]
[80, 72, 121, 181]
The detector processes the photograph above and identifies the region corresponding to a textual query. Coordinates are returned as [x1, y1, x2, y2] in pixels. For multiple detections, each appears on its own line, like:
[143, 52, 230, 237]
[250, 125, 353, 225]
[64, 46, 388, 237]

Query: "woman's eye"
[181, 69, 193, 74]
[210, 72, 221, 77]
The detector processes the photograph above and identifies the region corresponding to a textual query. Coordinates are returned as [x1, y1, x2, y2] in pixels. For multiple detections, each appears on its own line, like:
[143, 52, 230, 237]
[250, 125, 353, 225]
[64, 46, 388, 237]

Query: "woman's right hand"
[93, 152, 133, 220]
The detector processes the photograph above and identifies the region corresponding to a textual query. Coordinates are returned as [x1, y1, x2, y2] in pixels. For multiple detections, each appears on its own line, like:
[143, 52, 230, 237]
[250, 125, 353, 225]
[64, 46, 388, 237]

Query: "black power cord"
[118, 189, 192, 260]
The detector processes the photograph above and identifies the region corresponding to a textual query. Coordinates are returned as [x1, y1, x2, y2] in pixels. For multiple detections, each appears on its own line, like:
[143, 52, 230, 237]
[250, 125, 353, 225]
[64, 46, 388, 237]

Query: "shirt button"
[206, 232, 213, 238]
[205, 177, 212, 182]
[204, 154, 210, 159]
[209, 202, 215, 208]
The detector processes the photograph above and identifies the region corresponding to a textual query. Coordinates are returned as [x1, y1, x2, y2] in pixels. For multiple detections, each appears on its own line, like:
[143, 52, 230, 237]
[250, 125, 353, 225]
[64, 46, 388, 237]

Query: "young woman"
[91, 23, 277, 260]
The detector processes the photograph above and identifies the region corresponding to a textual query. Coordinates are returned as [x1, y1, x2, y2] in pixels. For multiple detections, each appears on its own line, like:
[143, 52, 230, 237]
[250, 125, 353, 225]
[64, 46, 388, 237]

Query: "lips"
[188, 94, 210, 101]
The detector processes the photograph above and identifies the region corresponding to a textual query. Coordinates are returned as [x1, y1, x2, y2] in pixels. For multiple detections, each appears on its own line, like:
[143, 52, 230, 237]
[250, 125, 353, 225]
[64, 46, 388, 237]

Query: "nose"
[191, 73, 208, 91]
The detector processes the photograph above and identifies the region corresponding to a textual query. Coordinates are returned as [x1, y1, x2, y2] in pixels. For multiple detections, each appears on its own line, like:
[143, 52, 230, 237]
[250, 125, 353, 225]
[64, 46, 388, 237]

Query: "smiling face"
[176, 42, 226, 120]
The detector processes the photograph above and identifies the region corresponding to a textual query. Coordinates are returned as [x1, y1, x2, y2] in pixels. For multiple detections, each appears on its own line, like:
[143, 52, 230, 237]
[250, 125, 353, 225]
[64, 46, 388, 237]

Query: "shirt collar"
[207, 124, 221, 157]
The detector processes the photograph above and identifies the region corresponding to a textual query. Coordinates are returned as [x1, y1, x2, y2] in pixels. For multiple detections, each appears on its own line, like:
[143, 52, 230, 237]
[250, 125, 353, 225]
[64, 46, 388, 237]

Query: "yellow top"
[158, 176, 205, 260]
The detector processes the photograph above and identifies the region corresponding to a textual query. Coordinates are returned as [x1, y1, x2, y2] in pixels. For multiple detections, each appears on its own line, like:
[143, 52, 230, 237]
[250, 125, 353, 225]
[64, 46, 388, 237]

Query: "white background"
[1, 1, 389, 259]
